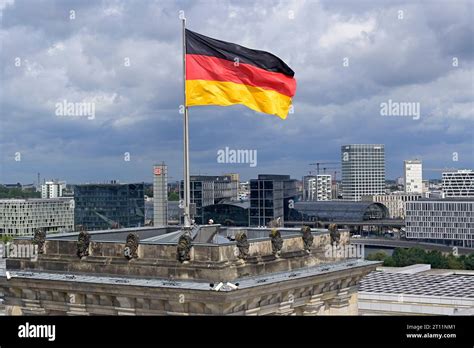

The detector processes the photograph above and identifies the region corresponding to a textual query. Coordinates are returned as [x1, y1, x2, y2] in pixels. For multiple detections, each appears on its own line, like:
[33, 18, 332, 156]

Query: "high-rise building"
[153, 164, 168, 227]
[405, 198, 474, 248]
[404, 160, 422, 194]
[303, 175, 316, 201]
[341, 144, 385, 201]
[74, 183, 145, 231]
[316, 174, 332, 201]
[249, 174, 298, 226]
[41, 180, 66, 198]
[442, 170, 474, 198]
[0, 198, 74, 236]
[180, 175, 238, 224]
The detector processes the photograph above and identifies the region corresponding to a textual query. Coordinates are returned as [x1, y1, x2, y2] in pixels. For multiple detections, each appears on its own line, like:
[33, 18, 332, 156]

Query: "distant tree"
[425, 250, 448, 269]
[446, 254, 464, 270]
[0, 235, 13, 243]
[367, 251, 388, 261]
[463, 254, 474, 270]
[382, 257, 397, 267]
[391, 247, 427, 267]
[168, 192, 179, 201]
[0, 185, 40, 199]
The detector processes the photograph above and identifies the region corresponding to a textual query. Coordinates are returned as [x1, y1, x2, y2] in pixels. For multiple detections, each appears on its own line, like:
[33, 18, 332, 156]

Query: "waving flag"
[185, 29, 296, 119]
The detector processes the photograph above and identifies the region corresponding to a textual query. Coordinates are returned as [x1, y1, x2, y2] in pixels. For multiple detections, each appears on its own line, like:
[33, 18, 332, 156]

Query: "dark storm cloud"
[0, 0, 472, 184]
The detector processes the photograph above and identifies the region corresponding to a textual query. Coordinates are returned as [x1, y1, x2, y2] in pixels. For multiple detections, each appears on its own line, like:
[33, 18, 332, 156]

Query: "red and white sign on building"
[154, 168, 162, 176]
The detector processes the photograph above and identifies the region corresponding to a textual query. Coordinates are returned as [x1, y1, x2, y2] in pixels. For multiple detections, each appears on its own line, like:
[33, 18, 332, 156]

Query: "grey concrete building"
[0, 198, 74, 236]
[153, 163, 168, 227]
[405, 198, 474, 247]
[362, 193, 423, 219]
[0, 225, 379, 316]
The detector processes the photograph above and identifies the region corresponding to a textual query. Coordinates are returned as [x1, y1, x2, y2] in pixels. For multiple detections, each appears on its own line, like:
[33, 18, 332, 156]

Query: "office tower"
[0, 198, 74, 236]
[341, 144, 385, 201]
[180, 175, 238, 224]
[74, 182, 144, 231]
[442, 170, 474, 197]
[303, 175, 316, 201]
[406, 198, 474, 248]
[41, 180, 66, 198]
[153, 163, 168, 227]
[249, 174, 298, 226]
[316, 174, 332, 201]
[404, 160, 422, 194]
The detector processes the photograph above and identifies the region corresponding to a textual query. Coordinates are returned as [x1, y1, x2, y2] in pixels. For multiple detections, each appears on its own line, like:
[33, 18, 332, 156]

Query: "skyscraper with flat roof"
[341, 144, 385, 201]
[153, 163, 168, 227]
[404, 159, 422, 194]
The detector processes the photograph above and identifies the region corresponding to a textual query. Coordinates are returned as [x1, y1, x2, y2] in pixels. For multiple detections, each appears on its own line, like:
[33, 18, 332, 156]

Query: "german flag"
[185, 29, 296, 119]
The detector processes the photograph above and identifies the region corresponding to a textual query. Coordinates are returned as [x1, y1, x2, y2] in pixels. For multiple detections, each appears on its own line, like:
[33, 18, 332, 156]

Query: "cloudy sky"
[1, 0, 473, 184]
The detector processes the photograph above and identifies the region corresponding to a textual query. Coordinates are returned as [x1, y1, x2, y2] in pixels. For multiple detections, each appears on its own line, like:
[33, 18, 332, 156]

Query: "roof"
[360, 271, 474, 298]
[0, 198, 72, 203]
[255, 174, 291, 181]
[2, 259, 378, 291]
[416, 197, 474, 202]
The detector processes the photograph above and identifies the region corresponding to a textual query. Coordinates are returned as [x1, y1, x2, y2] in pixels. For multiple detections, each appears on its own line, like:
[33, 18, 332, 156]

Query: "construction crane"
[309, 162, 339, 175]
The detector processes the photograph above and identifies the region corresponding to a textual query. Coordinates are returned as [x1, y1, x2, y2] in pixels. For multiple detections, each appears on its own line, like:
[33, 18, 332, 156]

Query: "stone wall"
[2, 260, 373, 316]
[7, 231, 351, 282]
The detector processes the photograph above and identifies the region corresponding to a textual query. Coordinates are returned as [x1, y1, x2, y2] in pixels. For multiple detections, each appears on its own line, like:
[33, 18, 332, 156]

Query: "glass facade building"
[74, 183, 145, 231]
[180, 175, 238, 224]
[288, 201, 389, 222]
[203, 201, 250, 226]
[249, 174, 298, 226]
[341, 144, 385, 201]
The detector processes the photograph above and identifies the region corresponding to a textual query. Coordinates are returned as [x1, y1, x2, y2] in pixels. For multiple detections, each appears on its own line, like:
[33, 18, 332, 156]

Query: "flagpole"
[182, 16, 191, 228]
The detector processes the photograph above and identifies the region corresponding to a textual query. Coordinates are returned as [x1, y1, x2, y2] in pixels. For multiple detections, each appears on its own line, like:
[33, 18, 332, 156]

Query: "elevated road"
[285, 219, 405, 228]
[351, 238, 473, 255]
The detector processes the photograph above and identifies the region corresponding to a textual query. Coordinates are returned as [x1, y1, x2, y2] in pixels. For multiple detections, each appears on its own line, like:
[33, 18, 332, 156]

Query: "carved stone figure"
[235, 231, 249, 259]
[270, 229, 283, 256]
[77, 230, 91, 258]
[329, 224, 340, 245]
[32, 228, 46, 254]
[124, 233, 139, 259]
[177, 232, 192, 262]
[267, 217, 282, 228]
[301, 225, 314, 252]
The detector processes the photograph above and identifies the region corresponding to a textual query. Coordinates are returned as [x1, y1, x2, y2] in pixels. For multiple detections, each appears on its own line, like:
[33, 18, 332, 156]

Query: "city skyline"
[1, 0, 473, 184]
